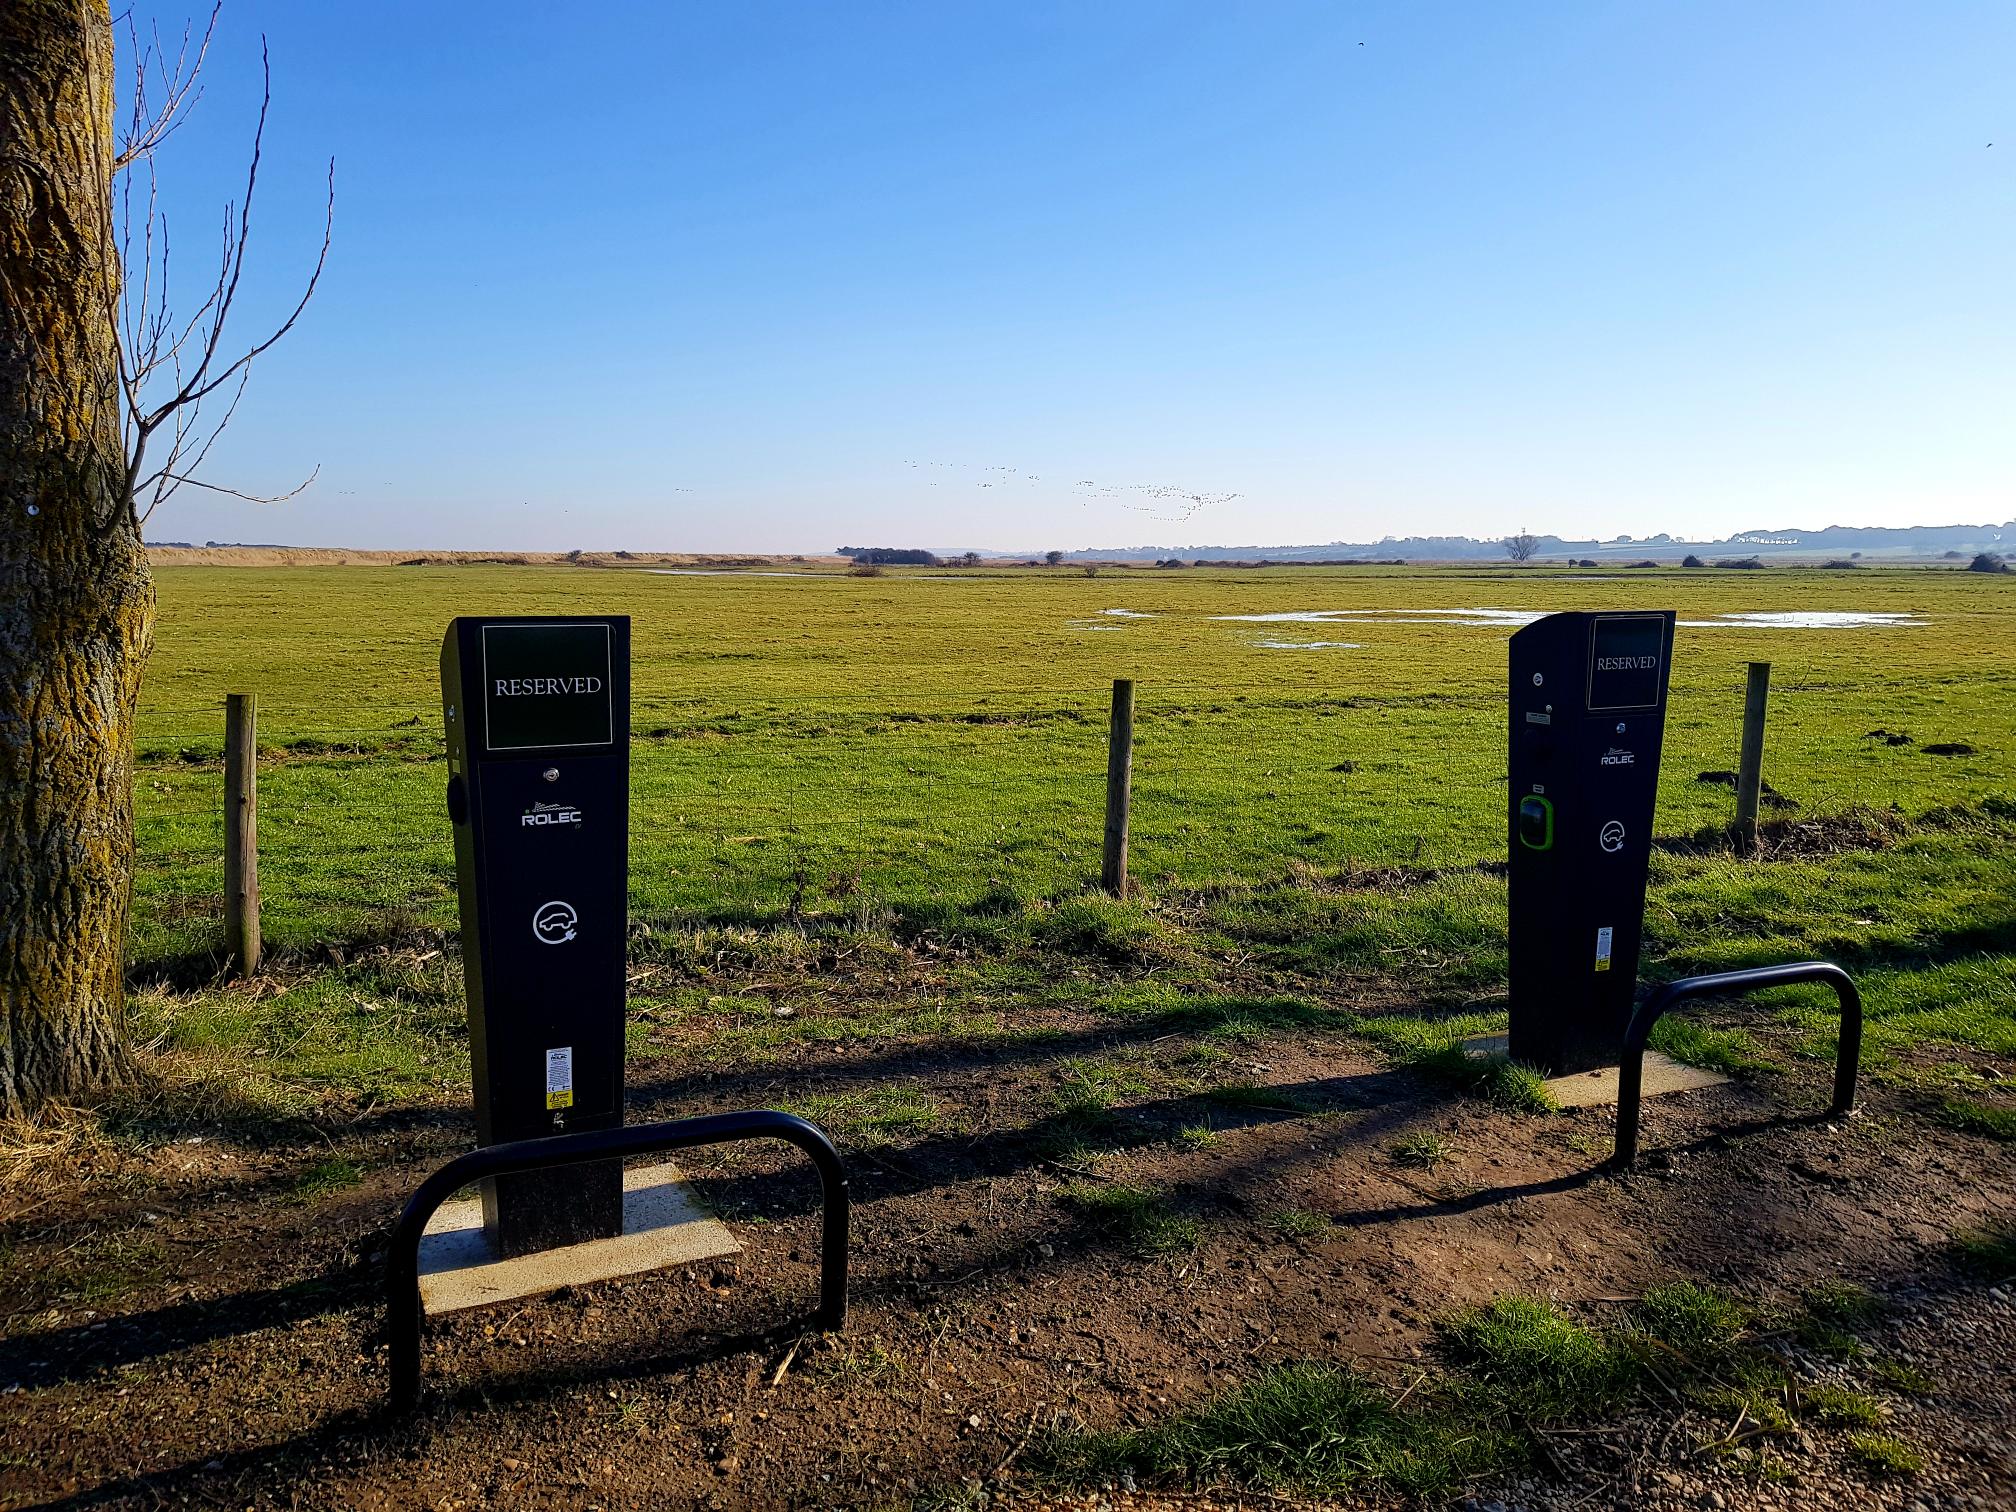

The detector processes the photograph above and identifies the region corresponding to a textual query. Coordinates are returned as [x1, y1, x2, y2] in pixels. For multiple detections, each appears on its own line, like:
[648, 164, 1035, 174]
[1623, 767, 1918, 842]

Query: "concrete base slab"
[418, 1159, 739, 1316]
[1462, 1034, 1731, 1109]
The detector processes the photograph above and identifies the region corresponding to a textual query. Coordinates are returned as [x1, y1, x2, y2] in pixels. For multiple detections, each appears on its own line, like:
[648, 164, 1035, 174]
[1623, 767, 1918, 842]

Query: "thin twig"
[767, 1332, 804, 1389]
[989, 1408, 1041, 1480]
[1390, 1368, 1429, 1411]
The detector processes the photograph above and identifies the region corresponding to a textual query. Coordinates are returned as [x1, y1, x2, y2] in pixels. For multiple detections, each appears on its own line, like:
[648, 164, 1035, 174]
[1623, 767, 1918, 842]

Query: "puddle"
[1254, 639, 1364, 650]
[1067, 609, 1157, 632]
[1382, 608, 1547, 627]
[1215, 607, 1545, 628]
[1214, 609, 1367, 624]
[644, 569, 835, 578]
[1215, 607, 1926, 633]
[1679, 612, 1926, 630]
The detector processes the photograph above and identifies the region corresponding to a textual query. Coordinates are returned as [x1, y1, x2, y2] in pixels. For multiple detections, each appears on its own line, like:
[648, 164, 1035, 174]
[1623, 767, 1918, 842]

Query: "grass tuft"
[1647, 1016, 1780, 1075]
[1267, 1207, 1331, 1239]
[1487, 1058, 1559, 1114]
[1793, 1280, 1880, 1357]
[1205, 1081, 1316, 1114]
[1870, 1358, 1936, 1396]
[1940, 1096, 2016, 1140]
[1058, 1182, 1200, 1256]
[1699, 1360, 1796, 1434]
[1802, 1280, 1881, 1325]
[1631, 1281, 1751, 1364]
[1390, 1130, 1453, 1170]
[1805, 1383, 1884, 1428]
[1034, 896, 1170, 964]
[291, 1155, 363, 1200]
[786, 1087, 938, 1147]
[1845, 1431, 1924, 1477]
[1399, 1037, 1558, 1114]
[812, 1338, 903, 1386]
[1437, 1297, 1632, 1417]
[1952, 1217, 2016, 1277]
[1031, 1362, 1518, 1499]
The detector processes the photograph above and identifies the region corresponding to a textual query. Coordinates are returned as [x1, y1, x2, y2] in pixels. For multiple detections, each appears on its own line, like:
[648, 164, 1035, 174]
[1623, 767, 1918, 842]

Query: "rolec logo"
[522, 801, 583, 828]
[532, 900, 578, 944]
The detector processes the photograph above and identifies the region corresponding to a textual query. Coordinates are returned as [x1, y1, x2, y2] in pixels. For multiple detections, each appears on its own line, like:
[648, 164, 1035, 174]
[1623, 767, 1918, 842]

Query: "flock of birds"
[331, 465, 1237, 528]
[900, 459, 1238, 524]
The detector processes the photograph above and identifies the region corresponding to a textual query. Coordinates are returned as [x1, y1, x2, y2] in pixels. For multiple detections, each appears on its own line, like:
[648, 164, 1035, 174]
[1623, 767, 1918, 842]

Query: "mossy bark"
[0, 1, 153, 1114]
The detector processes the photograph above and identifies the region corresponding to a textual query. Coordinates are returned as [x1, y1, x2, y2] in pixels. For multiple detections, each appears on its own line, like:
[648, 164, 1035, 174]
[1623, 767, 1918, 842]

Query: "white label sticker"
[1594, 927, 1614, 972]
[545, 1046, 574, 1109]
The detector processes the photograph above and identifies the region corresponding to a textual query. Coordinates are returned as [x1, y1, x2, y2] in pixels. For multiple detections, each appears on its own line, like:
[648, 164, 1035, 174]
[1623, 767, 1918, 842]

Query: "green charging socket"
[1517, 794, 1555, 851]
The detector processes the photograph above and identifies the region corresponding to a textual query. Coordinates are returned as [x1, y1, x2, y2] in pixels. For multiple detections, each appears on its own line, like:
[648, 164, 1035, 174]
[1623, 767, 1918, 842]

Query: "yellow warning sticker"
[1594, 926, 1614, 972]
[545, 1047, 574, 1109]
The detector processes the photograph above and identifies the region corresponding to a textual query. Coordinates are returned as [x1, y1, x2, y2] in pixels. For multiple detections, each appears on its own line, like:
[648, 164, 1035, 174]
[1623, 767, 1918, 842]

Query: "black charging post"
[440, 616, 631, 1256]
[1506, 611, 1677, 1075]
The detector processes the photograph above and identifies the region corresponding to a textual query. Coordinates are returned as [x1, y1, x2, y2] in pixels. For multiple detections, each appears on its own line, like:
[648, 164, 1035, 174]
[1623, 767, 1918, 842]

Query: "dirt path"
[2, 1017, 2011, 1510]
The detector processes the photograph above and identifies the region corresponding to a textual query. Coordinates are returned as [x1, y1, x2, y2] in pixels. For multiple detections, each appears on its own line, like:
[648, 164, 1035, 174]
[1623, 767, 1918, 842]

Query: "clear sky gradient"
[130, 2, 2013, 552]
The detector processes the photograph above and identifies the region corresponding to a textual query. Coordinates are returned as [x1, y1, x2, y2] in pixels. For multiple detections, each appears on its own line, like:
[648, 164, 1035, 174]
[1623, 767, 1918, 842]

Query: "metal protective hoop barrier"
[385, 1110, 848, 1407]
[1613, 961, 1861, 1169]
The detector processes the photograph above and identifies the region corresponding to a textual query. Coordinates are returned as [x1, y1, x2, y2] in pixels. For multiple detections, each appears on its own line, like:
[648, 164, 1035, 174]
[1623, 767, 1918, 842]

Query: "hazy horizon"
[133, 2, 2013, 553]
[148, 510, 2015, 561]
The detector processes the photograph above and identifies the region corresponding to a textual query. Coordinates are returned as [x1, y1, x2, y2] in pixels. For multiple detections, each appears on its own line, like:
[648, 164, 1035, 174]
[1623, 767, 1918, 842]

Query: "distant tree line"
[837, 546, 940, 565]
[831, 543, 2016, 574]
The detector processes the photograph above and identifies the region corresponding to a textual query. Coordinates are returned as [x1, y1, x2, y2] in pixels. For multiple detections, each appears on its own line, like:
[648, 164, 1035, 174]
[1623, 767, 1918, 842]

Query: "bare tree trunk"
[0, 0, 153, 1114]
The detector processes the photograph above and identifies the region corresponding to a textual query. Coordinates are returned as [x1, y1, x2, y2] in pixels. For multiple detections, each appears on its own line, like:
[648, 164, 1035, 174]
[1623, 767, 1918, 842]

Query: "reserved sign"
[480, 622, 615, 751]
[1584, 614, 1667, 712]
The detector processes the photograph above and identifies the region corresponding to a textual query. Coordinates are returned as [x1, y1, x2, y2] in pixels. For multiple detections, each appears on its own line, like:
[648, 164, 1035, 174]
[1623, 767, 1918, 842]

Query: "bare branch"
[106, 15, 333, 534]
[145, 41, 271, 424]
[115, 3, 219, 171]
[137, 365, 247, 501]
[145, 464, 320, 509]
[157, 154, 334, 419]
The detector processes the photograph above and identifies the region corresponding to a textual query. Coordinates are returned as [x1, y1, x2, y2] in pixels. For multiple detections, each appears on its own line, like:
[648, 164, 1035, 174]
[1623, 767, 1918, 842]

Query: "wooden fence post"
[224, 693, 261, 974]
[1102, 679, 1134, 896]
[1735, 662, 1771, 854]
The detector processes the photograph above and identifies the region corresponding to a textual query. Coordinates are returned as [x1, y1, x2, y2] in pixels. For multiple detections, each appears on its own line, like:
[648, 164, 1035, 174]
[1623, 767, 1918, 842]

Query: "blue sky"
[129, 2, 2013, 552]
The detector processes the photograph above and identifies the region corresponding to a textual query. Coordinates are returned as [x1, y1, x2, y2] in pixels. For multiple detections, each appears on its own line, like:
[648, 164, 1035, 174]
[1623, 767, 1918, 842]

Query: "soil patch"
[2, 999, 2010, 1510]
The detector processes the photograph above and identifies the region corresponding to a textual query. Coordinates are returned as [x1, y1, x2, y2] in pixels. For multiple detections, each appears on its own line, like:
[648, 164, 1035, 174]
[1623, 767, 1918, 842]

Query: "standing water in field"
[1679, 611, 1927, 629]
[1215, 607, 1546, 627]
[1211, 607, 1927, 632]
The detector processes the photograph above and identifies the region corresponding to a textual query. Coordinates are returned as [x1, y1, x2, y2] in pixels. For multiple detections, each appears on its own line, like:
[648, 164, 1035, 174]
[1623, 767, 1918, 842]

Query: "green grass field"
[128, 561, 2016, 1115]
[10, 559, 2007, 1510]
